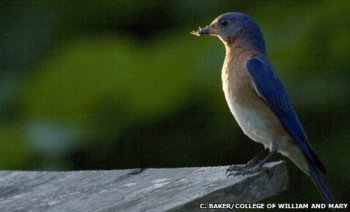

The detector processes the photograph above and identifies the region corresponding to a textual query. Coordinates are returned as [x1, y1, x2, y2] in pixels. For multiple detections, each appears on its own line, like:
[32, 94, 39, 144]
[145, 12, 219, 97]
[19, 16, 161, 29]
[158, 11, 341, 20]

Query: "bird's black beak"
[191, 26, 210, 36]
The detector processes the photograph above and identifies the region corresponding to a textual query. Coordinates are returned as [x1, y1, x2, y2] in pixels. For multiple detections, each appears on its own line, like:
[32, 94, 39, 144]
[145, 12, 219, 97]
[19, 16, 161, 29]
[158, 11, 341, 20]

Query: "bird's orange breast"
[222, 46, 290, 143]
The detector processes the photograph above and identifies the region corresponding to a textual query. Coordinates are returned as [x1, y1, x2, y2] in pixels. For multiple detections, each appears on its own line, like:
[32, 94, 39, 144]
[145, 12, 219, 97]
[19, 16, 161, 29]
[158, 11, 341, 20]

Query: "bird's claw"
[226, 164, 246, 173]
[226, 163, 265, 177]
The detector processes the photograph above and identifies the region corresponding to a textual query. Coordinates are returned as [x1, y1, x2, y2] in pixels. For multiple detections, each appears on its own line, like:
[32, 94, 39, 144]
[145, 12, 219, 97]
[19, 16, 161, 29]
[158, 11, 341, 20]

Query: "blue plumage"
[193, 11, 335, 204]
[246, 59, 305, 147]
[246, 57, 327, 175]
[246, 57, 335, 203]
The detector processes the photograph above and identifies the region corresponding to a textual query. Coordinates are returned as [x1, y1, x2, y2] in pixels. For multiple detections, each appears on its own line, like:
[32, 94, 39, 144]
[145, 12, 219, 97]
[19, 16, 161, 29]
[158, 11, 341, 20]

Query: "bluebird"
[192, 12, 335, 203]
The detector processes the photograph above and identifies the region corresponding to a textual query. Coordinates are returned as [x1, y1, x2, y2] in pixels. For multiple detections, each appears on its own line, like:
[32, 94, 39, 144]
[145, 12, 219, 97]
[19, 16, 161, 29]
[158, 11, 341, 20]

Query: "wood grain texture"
[0, 161, 288, 212]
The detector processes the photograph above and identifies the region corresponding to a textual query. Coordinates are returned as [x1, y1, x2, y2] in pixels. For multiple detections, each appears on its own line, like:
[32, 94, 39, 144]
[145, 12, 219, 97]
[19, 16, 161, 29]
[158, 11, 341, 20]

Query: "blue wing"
[245, 57, 326, 174]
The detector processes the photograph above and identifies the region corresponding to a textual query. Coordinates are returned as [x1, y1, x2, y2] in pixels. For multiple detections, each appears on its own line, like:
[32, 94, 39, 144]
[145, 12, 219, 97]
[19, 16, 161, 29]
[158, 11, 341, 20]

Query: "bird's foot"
[226, 149, 274, 177]
[225, 158, 258, 173]
[226, 163, 265, 177]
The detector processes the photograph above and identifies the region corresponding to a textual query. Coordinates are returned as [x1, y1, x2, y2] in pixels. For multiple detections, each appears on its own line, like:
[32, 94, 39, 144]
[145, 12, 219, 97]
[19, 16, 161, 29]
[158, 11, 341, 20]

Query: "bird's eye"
[220, 19, 228, 26]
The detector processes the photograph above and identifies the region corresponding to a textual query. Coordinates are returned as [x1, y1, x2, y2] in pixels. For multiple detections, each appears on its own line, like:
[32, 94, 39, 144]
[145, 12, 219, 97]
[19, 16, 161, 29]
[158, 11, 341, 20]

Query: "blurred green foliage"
[0, 0, 349, 203]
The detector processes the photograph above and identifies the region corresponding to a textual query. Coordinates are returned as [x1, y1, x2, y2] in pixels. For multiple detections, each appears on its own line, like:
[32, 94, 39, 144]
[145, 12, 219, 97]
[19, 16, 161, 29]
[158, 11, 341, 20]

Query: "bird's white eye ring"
[220, 19, 228, 26]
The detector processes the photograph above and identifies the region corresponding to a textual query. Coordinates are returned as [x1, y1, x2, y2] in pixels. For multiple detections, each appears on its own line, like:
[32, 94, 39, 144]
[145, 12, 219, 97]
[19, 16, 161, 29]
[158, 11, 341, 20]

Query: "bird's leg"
[226, 148, 275, 177]
[226, 149, 269, 174]
[245, 148, 270, 167]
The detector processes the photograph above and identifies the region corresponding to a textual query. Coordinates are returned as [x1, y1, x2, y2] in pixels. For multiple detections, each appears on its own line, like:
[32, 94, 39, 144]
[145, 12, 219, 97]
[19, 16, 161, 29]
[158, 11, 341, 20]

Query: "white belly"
[224, 90, 276, 149]
[220, 54, 288, 151]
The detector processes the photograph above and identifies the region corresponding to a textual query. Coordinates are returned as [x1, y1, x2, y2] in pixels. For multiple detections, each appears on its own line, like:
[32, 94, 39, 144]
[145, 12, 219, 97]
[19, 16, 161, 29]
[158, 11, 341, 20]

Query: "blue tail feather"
[309, 163, 336, 204]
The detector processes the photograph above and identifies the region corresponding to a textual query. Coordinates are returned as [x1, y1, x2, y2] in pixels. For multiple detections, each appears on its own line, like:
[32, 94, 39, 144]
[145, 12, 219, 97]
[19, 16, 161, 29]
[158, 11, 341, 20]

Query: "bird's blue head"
[192, 12, 266, 54]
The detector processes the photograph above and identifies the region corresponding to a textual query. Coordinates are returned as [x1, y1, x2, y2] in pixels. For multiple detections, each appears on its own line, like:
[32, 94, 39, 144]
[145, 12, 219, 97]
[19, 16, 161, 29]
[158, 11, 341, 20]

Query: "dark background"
[0, 0, 349, 204]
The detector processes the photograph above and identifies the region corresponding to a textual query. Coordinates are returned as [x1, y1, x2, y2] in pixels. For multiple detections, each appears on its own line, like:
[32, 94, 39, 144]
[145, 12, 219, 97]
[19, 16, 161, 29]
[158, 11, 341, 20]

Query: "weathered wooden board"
[0, 161, 288, 212]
